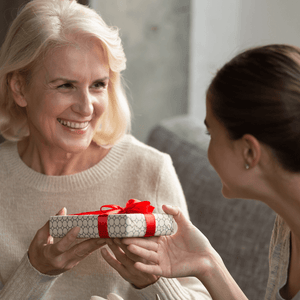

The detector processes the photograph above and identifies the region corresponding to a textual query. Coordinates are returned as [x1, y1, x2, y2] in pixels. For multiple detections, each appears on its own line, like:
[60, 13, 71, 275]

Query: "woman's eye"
[205, 130, 211, 136]
[58, 83, 73, 89]
[93, 81, 107, 89]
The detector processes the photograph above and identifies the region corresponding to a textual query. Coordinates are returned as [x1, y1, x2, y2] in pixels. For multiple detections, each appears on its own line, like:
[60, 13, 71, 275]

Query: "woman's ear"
[9, 72, 28, 107]
[242, 134, 261, 168]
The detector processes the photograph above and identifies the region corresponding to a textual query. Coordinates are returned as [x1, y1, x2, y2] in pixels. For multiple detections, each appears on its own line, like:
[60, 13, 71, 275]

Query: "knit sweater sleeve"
[0, 252, 59, 299]
[135, 154, 212, 300]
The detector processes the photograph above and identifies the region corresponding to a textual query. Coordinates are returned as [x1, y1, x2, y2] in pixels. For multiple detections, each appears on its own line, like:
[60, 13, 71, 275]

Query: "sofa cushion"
[147, 120, 276, 300]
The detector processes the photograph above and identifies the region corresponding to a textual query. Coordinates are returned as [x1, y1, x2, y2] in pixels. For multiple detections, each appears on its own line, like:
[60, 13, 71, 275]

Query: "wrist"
[194, 248, 248, 300]
[194, 247, 224, 281]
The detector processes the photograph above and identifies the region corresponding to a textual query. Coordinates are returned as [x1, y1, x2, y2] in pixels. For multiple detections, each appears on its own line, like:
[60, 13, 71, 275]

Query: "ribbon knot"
[100, 199, 155, 215]
[72, 199, 156, 238]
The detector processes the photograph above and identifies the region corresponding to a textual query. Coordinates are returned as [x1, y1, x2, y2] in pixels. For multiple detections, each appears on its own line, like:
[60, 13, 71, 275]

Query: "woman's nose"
[72, 89, 94, 116]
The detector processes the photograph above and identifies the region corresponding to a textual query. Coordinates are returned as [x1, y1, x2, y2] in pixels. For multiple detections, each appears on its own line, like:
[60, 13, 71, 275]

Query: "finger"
[162, 205, 191, 228]
[126, 244, 159, 264]
[51, 227, 81, 256]
[106, 239, 132, 266]
[101, 247, 129, 275]
[90, 296, 106, 300]
[122, 238, 159, 251]
[34, 220, 52, 245]
[134, 261, 162, 276]
[56, 207, 67, 216]
[107, 293, 124, 300]
[60, 238, 106, 270]
[70, 238, 106, 258]
[47, 235, 54, 245]
[161, 204, 180, 216]
[113, 239, 143, 262]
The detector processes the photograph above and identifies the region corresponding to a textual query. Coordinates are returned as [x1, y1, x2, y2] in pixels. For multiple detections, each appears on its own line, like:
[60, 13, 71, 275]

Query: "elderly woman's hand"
[28, 208, 106, 275]
[101, 237, 160, 289]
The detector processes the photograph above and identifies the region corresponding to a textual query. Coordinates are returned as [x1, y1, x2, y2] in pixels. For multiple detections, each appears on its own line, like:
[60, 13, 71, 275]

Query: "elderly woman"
[123, 45, 300, 300]
[0, 0, 212, 299]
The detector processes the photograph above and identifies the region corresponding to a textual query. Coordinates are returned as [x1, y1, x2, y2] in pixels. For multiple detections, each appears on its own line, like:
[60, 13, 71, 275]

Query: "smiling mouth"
[57, 118, 89, 129]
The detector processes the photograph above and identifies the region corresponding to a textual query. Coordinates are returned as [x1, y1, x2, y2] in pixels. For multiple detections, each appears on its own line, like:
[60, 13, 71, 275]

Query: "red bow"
[76, 199, 155, 216]
[72, 199, 156, 238]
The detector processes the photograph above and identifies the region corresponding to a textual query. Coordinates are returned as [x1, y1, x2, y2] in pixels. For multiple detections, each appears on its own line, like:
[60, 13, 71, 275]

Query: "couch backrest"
[147, 117, 276, 300]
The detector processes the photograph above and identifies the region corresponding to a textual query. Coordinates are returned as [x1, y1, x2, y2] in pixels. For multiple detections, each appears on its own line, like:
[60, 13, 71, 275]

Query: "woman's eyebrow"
[49, 76, 109, 84]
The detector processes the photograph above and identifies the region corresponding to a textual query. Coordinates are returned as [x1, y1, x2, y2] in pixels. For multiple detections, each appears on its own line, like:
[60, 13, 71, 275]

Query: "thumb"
[56, 207, 67, 216]
[162, 205, 191, 228]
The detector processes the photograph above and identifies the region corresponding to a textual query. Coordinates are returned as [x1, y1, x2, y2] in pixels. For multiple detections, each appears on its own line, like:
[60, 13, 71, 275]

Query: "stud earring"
[245, 163, 250, 170]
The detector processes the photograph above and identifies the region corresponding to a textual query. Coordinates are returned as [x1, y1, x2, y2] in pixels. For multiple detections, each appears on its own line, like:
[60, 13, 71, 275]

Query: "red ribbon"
[72, 199, 156, 238]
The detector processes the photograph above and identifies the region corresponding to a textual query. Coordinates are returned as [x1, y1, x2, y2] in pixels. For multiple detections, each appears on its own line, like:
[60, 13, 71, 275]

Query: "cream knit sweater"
[0, 134, 211, 300]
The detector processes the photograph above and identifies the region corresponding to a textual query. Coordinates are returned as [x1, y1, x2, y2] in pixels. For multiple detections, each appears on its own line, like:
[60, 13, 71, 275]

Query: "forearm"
[196, 251, 248, 300]
[0, 252, 59, 300]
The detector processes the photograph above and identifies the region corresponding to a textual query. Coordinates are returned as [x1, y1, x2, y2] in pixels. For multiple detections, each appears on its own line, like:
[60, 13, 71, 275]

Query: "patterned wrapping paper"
[49, 213, 175, 238]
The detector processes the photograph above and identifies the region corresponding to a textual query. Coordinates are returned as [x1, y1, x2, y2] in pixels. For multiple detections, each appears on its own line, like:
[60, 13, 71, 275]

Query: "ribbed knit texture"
[0, 134, 211, 300]
[265, 215, 300, 300]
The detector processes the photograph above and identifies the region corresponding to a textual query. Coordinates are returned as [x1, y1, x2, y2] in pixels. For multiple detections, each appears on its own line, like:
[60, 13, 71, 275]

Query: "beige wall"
[189, 0, 300, 123]
[90, 0, 190, 143]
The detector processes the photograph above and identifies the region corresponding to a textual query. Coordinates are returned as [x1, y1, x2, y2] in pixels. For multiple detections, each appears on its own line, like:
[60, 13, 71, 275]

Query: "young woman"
[122, 45, 300, 300]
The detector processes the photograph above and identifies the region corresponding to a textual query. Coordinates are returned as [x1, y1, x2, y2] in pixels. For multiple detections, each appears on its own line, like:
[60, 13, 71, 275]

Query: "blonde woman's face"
[22, 43, 109, 153]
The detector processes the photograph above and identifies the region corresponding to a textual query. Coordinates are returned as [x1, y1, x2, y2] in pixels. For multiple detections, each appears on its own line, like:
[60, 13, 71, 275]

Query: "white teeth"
[57, 118, 89, 129]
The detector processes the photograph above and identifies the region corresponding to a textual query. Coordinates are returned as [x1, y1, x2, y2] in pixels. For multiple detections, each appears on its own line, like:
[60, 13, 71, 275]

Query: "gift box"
[49, 200, 175, 238]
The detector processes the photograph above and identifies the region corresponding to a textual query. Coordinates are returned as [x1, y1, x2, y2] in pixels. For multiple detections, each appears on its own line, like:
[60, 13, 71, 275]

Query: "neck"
[260, 173, 300, 244]
[17, 137, 109, 176]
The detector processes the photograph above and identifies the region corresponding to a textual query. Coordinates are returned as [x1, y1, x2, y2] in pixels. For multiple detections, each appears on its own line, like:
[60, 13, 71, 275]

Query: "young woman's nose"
[71, 89, 94, 116]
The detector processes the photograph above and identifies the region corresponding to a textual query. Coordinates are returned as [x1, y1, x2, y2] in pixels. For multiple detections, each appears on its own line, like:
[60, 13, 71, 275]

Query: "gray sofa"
[146, 115, 276, 300]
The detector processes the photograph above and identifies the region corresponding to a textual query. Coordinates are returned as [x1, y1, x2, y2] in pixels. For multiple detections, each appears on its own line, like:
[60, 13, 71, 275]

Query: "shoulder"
[266, 215, 291, 299]
[270, 214, 290, 248]
[0, 140, 18, 166]
[0, 140, 16, 152]
[268, 214, 290, 268]
[117, 134, 174, 182]
[0, 141, 18, 182]
[124, 134, 171, 166]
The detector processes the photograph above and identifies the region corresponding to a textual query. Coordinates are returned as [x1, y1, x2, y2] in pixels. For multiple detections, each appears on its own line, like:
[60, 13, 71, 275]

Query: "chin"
[57, 138, 92, 154]
[221, 185, 236, 199]
[221, 184, 251, 200]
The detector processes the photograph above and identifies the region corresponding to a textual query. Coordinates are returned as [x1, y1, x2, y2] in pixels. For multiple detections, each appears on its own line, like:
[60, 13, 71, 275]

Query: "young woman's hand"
[28, 208, 106, 275]
[122, 205, 217, 279]
[101, 237, 160, 289]
[121, 205, 249, 300]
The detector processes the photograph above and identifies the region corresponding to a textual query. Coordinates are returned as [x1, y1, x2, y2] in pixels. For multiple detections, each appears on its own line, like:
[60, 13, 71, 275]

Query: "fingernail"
[56, 207, 65, 215]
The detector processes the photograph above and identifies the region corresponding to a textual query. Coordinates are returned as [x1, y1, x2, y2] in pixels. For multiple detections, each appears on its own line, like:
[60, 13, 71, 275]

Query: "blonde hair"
[0, 0, 131, 146]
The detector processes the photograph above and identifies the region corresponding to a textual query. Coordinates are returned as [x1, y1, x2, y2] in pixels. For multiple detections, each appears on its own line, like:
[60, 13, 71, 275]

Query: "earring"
[245, 163, 250, 170]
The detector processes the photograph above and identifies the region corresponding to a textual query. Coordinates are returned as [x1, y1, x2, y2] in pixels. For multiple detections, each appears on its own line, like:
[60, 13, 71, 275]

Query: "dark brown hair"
[207, 44, 300, 172]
